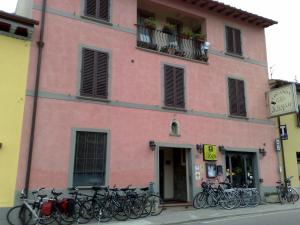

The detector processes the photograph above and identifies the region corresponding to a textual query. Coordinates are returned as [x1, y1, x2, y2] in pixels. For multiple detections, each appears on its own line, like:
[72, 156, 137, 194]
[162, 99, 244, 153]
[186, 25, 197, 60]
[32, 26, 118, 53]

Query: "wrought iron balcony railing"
[136, 24, 208, 63]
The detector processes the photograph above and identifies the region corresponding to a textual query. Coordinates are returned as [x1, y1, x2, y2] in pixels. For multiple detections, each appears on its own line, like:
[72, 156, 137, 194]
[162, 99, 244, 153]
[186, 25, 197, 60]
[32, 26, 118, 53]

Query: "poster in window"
[203, 144, 217, 161]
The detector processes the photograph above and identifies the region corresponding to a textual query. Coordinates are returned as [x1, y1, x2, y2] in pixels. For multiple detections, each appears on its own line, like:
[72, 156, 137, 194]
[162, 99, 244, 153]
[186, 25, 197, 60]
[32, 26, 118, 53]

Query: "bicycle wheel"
[111, 199, 130, 221]
[147, 195, 164, 216]
[239, 191, 251, 208]
[291, 188, 299, 202]
[277, 187, 287, 204]
[193, 192, 208, 209]
[128, 197, 144, 219]
[249, 191, 261, 207]
[7, 204, 35, 225]
[94, 200, 112, 222]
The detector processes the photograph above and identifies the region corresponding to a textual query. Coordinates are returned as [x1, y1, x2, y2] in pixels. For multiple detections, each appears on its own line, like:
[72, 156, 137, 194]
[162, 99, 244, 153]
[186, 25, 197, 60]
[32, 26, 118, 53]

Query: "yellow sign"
[203, 144, 217, 161]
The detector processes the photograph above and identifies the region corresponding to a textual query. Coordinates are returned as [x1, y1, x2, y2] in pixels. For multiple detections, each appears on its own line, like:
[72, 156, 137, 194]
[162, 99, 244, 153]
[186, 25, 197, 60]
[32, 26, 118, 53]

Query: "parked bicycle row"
[7, 185, 164, 225]
[193, 180, 261, 209]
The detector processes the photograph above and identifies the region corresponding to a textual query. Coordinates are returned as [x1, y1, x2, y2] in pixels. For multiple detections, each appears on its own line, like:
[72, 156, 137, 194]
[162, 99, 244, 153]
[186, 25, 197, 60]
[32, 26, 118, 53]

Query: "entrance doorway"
[159, 147, 191, 202]
[225, 152, 257, 188]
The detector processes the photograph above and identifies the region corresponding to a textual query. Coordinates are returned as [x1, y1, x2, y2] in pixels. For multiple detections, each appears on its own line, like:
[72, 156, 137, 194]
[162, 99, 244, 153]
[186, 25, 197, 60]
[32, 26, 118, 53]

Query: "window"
[164, 65, 185, 108]
[225, 26, 242, 56]
[73, 131, 107, 186]
[80, 48, 109, 99]
[84, 0, 110, 22]
[228, 78, 246, 117]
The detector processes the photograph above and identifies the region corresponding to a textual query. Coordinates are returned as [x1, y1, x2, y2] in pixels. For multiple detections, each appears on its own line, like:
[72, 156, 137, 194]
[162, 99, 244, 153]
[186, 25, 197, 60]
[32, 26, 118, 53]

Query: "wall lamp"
[149, 140, 156, 151]
[196, 144, 203, 153]
[259, 148, 267, 156]
[219, 145, 225, 154]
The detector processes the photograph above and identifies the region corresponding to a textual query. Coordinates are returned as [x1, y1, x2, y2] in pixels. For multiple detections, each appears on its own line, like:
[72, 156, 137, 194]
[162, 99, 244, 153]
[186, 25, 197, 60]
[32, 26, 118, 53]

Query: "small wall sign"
[275, 138, 281, 151]
[203, 144, 217, 161]
[279, 125, 288, 140]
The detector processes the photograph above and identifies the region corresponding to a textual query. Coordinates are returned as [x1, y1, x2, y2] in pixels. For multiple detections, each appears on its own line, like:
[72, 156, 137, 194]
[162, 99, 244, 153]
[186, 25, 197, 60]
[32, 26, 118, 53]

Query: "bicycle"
[276, 176, 299, 204]
[6, 188, 54, 225]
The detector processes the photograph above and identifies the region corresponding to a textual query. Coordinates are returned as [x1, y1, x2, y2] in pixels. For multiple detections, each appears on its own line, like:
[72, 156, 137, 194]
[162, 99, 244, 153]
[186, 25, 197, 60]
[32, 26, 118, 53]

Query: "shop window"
[297, 152, 300, 181]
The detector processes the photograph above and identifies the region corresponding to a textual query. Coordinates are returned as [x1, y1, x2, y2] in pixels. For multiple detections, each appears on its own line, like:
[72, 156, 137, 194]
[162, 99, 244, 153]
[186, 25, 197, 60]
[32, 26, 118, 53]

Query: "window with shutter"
[228, 78, 246, 117]
[80, 48, 109, 99]
[164, 65, 185, 109]
[73, 131, 107, 186]
[84, 0, 110, 22]
[225, 26, 242, 56]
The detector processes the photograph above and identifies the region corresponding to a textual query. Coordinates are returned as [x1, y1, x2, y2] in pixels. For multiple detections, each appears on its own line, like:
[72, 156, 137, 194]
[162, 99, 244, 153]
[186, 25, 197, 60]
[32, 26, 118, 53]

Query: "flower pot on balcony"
[180, 29, 194, 39]
[193, 33, 206, 41]
[144, 17, 157, 30]
[162, 23, 176, 34]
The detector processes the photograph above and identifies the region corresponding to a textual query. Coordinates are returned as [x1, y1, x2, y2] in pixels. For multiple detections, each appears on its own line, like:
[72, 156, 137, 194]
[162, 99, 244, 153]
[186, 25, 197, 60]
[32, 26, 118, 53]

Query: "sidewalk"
[89, 201, 300, 225]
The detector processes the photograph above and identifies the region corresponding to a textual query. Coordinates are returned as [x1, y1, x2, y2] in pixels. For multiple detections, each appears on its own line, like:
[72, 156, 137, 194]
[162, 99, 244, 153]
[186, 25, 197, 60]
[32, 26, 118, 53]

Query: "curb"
[165, 205, 300, 225]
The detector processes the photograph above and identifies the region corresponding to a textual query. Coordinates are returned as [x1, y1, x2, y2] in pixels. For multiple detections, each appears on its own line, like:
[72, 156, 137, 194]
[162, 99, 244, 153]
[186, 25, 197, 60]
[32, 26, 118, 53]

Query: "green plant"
[180, 29, 194, 38]
[162, 23, 176, 34]
[193, 32, 206, 41]
[144, 17, 157, 30]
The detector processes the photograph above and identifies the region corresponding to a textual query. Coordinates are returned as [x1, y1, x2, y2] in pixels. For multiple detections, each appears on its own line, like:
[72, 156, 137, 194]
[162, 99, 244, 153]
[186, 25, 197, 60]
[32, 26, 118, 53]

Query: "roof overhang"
[181, 0, 277, 28]
[0, 11, 38, 39]
[269, 79, 300, 93]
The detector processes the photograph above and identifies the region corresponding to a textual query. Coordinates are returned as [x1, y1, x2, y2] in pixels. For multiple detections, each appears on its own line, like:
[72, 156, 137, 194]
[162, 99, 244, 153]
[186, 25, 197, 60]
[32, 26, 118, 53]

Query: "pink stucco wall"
[17, 0, 278, 191]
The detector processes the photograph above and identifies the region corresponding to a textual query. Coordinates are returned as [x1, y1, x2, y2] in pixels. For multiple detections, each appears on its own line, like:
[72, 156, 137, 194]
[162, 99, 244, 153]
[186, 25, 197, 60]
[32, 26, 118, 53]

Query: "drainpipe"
[24, 0, 47, 195]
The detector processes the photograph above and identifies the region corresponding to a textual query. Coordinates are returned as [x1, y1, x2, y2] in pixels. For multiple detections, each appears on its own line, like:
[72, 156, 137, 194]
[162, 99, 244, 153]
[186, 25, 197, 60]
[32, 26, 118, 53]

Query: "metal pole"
[277, 117, 287, 181]
[24, 0, 47, 195]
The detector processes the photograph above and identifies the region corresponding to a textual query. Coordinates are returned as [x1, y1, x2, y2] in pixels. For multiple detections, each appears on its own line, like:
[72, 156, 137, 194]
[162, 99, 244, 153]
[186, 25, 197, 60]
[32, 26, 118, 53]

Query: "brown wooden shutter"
[95, 52, 108, 98]
[228, 78, 238, 115]
[164, 65, 175, 106]
[237, 80, 246, 116]
[164, 65, 185, 108]
[85, 0, 97, 17]
[81, 48, 95, 97]
[81, 48, 108, 99]
[99, 0, 110, 21]
[175, 67, 185, 108]
[85, 0, 110, 22]
[234, 29, 242, 55]
[226, 27, 234, 53]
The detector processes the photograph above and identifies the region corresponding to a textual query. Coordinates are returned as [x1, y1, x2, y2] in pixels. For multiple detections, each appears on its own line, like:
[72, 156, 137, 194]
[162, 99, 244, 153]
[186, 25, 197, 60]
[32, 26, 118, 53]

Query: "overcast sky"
[0, 0, 297, 82]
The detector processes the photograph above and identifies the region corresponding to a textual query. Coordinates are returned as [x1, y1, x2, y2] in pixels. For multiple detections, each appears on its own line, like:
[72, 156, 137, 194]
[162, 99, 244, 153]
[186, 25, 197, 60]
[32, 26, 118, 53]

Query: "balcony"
[136, 24, 208, 63]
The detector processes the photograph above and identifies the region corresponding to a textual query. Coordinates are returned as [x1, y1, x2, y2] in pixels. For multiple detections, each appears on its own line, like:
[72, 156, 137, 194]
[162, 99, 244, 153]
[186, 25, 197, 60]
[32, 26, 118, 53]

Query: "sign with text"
[279, 125, 288, 140]
[267, 84, 298, 118]
[203, 144, 217, 161]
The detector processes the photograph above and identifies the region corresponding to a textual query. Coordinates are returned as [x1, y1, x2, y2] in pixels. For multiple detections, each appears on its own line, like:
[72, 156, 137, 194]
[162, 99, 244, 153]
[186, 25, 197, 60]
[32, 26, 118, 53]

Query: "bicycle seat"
[38, 194, 48, 199]
[109, 188, 119, 191]
[51, 190, 62, 197]
[276, 181, 282, 184]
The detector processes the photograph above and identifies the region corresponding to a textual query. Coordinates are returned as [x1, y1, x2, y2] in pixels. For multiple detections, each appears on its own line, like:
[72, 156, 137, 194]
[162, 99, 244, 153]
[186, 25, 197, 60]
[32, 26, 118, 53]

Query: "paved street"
[181, 209, 300, 225]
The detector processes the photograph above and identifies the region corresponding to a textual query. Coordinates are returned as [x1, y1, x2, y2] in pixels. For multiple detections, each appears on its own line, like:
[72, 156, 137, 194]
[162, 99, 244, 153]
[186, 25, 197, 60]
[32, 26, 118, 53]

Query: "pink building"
[16, 0, 278, 202]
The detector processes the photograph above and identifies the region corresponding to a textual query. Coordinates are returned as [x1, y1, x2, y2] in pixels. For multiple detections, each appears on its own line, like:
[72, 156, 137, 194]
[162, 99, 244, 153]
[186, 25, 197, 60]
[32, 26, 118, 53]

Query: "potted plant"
[144, 17, 157, 30]
[180, 29, 194, 39]
[162, 23, 176, 34]
[194, 32, 206, 41]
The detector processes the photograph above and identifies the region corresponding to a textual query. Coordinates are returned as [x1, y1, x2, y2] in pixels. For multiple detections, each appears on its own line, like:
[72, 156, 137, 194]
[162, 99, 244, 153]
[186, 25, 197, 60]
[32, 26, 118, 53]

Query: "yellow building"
[270, 79, 300, 189]
[0, 11, 38, 208]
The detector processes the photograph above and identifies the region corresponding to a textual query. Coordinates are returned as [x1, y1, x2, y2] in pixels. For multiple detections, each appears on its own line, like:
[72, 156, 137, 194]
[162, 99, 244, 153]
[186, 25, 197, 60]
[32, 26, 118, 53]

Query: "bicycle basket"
[41, 201, 53, 216]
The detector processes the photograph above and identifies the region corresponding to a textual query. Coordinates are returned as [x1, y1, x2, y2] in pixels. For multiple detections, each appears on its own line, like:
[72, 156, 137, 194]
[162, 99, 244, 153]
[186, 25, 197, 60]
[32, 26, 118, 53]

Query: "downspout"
[24, 0, 47, 195]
